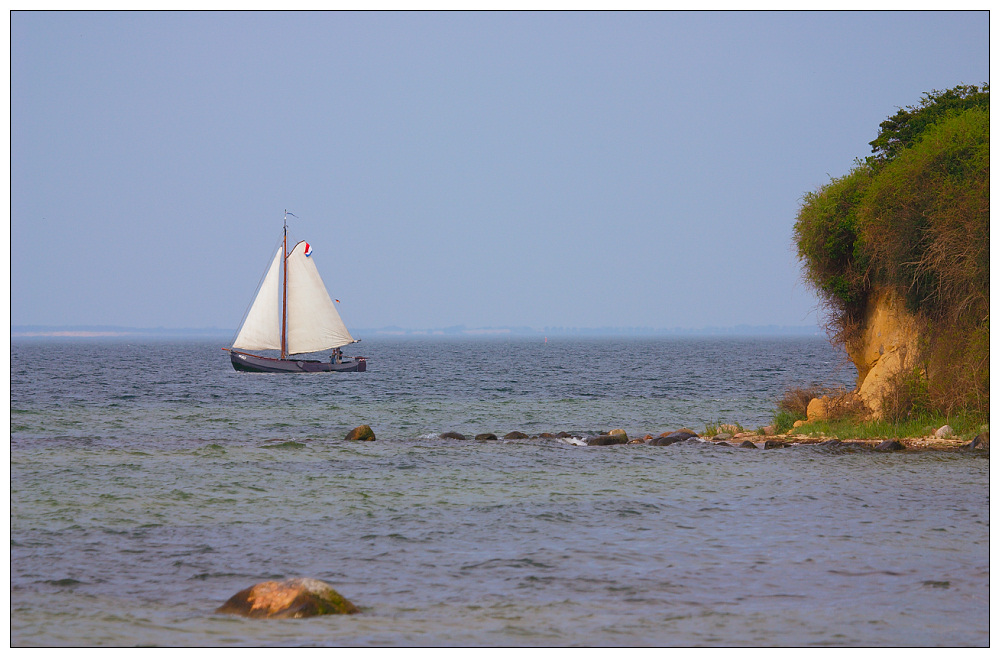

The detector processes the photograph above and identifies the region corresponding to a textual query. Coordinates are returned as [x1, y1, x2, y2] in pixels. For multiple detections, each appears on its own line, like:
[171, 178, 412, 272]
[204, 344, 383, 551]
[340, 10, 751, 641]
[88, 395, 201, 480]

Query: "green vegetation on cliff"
[793, 84, 989, 418]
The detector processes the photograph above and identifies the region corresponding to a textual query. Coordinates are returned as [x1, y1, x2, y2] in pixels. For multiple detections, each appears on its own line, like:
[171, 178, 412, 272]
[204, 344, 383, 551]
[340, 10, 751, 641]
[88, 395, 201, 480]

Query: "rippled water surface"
[10, 337, 989, 646]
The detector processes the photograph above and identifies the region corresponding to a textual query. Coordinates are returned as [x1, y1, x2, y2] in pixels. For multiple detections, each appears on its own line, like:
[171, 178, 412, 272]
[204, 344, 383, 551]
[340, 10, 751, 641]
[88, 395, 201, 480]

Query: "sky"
[10, 11, 990, 333]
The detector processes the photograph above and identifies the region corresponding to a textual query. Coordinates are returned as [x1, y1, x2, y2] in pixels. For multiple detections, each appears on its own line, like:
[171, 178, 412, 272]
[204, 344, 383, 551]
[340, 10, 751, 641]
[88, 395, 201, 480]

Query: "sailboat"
[225, 211, 367, 373]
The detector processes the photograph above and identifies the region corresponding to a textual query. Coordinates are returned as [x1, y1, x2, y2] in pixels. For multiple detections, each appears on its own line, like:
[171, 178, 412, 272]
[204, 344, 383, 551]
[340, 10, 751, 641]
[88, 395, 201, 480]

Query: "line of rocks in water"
[343, 425, 989, 452]
[220, 427, 987, 621]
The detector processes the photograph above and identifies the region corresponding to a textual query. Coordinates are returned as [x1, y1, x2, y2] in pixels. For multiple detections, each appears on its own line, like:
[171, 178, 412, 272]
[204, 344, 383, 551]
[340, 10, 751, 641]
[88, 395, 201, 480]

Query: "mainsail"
[232, 247, 282, 351]
[286, 241, 355, 354]
[233, 239, 354, 356]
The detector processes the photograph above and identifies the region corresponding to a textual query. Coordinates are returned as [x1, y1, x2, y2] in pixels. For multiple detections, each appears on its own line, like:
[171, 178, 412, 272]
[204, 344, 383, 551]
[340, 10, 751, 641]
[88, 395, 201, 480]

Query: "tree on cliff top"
[794, 84, 989, 418]
[867, 84, 989, 164]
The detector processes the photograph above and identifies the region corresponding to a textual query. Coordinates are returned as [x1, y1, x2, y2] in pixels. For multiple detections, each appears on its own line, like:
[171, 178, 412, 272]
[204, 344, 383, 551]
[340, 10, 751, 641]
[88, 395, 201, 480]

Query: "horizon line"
[11, 323, 827, 338]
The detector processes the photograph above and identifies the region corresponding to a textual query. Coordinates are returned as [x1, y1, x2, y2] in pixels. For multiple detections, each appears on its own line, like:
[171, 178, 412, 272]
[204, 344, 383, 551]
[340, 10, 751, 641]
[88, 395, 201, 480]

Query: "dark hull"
[229, 350, 366, 373]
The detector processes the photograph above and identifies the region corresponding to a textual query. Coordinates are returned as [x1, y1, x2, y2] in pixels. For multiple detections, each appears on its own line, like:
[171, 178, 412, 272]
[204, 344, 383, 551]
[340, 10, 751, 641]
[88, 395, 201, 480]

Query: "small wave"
[261, 441, 307, 450]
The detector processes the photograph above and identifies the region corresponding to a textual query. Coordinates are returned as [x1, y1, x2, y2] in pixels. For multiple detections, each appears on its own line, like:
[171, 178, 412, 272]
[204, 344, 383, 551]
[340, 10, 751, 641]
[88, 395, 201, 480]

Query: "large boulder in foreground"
[345, 425, 376, 441]
[216, 578, 359, 618]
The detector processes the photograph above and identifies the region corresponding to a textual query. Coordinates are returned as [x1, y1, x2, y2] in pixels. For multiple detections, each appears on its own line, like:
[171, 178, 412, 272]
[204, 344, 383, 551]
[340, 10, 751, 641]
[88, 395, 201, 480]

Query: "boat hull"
[229, 350, 366, 373]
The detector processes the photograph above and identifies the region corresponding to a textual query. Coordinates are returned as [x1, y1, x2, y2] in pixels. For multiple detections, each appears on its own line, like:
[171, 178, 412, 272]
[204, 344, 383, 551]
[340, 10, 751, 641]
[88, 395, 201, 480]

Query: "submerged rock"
[650, 435, 686, 446]
[503, 431, 530, 441]
[738, 440, 758, 449]
[875, 439, 906, 452]
[440, 431, 467, 440]
[763, 440, 785, 450]
[345, 425, 375, 441]
[474, 433, 498, 441]
[652, 430, 698, 446]
[586, 434, 628, 446]
[660, 429, 698, 440]
[216, 578, 358, 618]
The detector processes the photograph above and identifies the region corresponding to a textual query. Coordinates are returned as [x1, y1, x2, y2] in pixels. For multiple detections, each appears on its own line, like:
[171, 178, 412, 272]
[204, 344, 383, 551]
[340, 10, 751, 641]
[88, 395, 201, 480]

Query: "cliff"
[793, 85, 988, 420]
[844, 287, 923, 418]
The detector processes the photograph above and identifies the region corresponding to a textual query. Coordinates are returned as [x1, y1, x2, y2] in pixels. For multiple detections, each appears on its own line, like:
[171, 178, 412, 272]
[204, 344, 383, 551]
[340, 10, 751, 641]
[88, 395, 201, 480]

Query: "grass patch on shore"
[788, 413, 987, 442]
[703, 419, 744, 437]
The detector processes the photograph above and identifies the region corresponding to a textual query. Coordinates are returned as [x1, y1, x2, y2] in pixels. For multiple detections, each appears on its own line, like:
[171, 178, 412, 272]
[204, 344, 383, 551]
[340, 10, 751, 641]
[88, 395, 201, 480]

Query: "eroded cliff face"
[845, 287, 923, 418]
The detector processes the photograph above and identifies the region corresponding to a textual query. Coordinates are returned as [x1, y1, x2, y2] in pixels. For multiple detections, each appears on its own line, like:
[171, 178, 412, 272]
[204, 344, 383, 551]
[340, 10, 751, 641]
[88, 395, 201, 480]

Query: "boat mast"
[280, 210, 288, 360]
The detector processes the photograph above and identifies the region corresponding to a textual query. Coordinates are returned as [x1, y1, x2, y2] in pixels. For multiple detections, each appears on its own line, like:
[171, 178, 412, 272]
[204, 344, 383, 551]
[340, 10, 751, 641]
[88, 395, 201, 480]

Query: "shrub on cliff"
[793, 84, 989, 418]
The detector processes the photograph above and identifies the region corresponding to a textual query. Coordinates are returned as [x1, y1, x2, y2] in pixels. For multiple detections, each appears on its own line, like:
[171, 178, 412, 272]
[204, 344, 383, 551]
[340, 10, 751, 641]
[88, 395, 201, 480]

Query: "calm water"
[10, 337, 989, 646]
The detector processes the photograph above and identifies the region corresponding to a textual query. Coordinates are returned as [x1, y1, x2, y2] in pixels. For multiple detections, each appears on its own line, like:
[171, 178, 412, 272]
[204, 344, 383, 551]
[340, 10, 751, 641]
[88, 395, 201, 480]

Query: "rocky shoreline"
[343, 424, 989, 452]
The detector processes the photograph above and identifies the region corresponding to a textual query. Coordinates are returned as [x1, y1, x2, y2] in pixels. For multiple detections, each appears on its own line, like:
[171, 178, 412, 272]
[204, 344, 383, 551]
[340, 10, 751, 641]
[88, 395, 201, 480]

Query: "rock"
[806, 397, 828, 422]
[608, 429, 628, 441]
[659, 430, 698, 441]
[817, 439, 842, 447]
[738, 440, 758, 449]
[934, 425, 954, 439]
[216, 578, 358, 618]
[763, 440, 785, 449]
[875, 439, 906, 452]
[538, 432, 556, 438]
[761, 426, 776, 436]
[503, 431, 529, 441]
[963, 433, 989, 450]
[585, 434, 628, 446]
[440, 431, 467, 440]
[718, 424, 742, 434]
[650, 434, 689, 446]
[474, 433, 497, 441]
[556, 431, 574, 438]
[345, 425, 375, 441]
[627, 438, 646, 444]
[792, 420, 807, 428]
[712, 433, 733, 441]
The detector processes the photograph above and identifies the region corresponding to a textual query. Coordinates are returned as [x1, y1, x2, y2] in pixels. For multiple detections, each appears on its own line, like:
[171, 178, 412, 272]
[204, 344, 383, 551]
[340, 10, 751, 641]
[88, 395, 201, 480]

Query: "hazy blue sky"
[11, 11, 989, 332]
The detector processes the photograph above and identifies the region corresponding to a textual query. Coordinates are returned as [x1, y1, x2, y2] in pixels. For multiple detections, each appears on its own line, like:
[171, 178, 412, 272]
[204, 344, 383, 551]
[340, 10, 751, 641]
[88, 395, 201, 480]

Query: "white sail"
[286, 240, 355, 354]
[232, 247, 283, 351]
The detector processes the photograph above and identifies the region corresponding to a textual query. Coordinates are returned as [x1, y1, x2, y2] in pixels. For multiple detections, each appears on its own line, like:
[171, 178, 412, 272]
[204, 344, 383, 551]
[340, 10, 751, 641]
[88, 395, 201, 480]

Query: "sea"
[10, 336, 990, 647]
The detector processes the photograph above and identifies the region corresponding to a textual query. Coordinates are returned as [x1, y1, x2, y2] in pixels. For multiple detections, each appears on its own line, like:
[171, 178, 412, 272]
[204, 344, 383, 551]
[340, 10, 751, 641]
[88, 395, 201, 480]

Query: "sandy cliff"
[844, 287, 923, 418]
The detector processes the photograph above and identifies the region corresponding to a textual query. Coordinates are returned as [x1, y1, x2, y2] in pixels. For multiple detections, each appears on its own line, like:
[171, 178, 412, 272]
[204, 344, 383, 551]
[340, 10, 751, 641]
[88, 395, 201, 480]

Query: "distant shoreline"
[11, 324, 827, 339]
